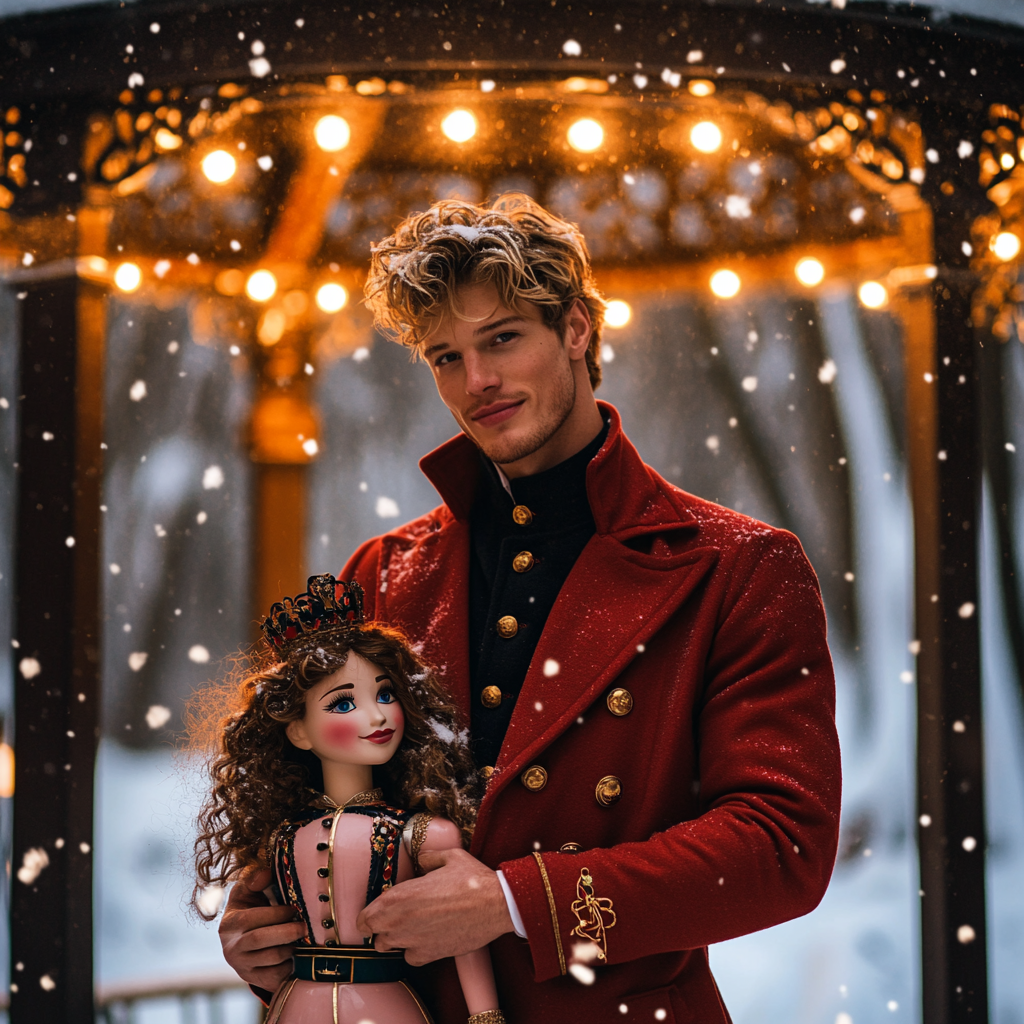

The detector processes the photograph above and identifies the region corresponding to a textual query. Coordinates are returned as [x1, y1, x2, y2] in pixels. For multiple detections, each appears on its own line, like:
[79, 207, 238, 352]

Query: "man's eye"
[494, 331, 519, 344]
[326, 697, 355, 714]
[434, 351, 459, 367]
[377, 690, 395, 704]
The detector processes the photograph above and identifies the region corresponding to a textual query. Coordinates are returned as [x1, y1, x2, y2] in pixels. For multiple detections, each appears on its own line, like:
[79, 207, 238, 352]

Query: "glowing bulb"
[858, 281, 889, 309]
[688, 79, 715, 97]
[246, 269, 277, 302]
[316, 282, 348, 313]
[441, 109, 477, 143]
[992, 231, 1021, 261]
[795, 257, 825, 287]
[1000, 152, 1015, 170]
[154, 127, 182, 150]
[202, 149, 237, 183]
[567, 118, 604, 153]
[0, 742, 13, 798]
[114, 262, 142, 292]
[690, 121, 723, 153]
[314, 115, 351, 152]
[604, 299, 632, 328]
[710, 269, 741, 299]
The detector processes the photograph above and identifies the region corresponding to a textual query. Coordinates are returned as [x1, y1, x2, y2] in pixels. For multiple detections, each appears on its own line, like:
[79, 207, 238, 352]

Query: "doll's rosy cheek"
[323, 719, 361, 747]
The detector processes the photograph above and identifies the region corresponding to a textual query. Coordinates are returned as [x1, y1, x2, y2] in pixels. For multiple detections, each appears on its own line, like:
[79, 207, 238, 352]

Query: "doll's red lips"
[363, 729, 395, 743]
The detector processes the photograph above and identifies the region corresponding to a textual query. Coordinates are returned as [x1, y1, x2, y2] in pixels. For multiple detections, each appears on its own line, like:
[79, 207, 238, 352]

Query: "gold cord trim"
[267, 977, 297, 1024]
[569, 867, 617, 963]
[327, 809, 343, 948]
[532, 852, 567, 976]
[467, 1011, 507, 1024]
[332, 980, 339, 1024]
[400, 979, 436, 1023]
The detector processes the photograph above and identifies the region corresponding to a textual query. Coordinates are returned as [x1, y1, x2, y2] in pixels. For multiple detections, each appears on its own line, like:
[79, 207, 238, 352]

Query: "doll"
[192, 574, 506, 1024]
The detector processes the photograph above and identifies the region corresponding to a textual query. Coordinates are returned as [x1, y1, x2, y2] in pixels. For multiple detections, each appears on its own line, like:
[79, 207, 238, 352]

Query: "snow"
[188, 645, 210, 664]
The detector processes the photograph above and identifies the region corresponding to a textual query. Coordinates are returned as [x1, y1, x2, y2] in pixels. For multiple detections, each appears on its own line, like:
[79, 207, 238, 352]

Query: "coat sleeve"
[498, 530, 842, 982]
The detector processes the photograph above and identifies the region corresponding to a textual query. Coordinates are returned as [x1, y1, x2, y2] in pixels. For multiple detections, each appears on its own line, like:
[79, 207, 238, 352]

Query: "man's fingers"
[225, 877, 273, 913]
[234, 920, 307, 953]
[239, 866, 273, 892]
[416, 848, 453, 873]
[240, 942, 300, 969]
[220, 904, 299, 936]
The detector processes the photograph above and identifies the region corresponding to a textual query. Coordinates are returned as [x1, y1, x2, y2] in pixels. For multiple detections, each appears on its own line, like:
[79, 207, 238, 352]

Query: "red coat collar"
[418, 401, 697, 539]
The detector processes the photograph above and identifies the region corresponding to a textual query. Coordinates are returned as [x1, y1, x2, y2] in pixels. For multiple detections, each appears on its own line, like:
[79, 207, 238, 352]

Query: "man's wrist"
[496, 869, 528, 939]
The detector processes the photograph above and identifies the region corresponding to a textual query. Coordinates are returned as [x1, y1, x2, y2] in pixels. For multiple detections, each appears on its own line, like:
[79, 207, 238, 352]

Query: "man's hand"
[218, 867, 307, 991]
[355, 848, 514, 965]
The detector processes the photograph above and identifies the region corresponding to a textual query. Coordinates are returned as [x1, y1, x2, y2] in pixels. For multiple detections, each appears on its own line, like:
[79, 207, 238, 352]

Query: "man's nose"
[462, 351, 500, 394]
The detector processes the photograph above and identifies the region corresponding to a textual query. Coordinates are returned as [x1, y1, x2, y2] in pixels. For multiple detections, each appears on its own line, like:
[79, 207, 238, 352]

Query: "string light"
[858, 281, 889, 308]
[316, 282, 348, 313]
[201, 149, 237, 183]
[114, 262, 142, 292]
[441, 109, 477, 143]
[604, 299, 632, 328]
[314, 115, 351, 152]
[795, 257, 825, 287]
[710, 269, 741, 298]
[992, 231, 1021, 261]
[690, 121, 722, 153]
[246, 269, 277, 302]
[567, 118, 604, 153]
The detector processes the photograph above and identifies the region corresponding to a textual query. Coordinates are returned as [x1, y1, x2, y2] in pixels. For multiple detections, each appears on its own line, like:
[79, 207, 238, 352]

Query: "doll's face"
[285, 653, 405, 767]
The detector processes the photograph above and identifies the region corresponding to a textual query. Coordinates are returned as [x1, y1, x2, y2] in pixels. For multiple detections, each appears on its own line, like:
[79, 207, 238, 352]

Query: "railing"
[95, 974, 260, 1024]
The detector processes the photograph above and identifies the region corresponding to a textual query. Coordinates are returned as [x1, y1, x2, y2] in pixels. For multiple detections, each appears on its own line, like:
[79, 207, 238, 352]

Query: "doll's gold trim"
[532, 852, 567, 976]
[402, 812, 433, 875]
[467, 1011, 507, 1023]
[267, 976, 297, 1024]
[569, 866, 617, 963]
[400, 979, 436, 1022]
[327, 809, 343, 947]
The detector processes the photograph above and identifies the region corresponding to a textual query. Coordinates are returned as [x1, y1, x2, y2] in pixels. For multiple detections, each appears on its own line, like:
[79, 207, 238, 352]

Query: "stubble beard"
[470, 360, 577, 468]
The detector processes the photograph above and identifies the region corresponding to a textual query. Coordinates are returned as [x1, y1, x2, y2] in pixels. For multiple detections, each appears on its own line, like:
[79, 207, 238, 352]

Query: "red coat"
[342, 402, 841, 1024]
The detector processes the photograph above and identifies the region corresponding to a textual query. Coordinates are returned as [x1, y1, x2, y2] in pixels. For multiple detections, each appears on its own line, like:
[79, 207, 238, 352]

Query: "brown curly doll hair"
[189, 623, 481, 918]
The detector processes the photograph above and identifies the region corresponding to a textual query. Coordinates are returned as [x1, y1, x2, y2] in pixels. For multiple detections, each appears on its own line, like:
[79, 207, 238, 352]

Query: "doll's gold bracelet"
[468, 1011, 506, 1024]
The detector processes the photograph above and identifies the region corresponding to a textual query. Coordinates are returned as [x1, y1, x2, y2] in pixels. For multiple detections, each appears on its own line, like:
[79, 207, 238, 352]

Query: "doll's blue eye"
[377, 689, 396, 705]
[326, 697, 355, 714]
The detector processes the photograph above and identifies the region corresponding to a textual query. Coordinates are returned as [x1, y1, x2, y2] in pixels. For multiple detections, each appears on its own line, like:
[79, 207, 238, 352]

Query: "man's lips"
[470, 399, 525, 428]
[362, 729, 395, 744]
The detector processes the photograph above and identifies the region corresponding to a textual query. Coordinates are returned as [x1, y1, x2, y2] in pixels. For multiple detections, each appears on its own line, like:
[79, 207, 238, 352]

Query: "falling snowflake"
[957, 140, 974, 159]
[196, 883, 226, 917]
[741, 376, 758, 393]
[705, 435, 720, 452]
[202, 465, 225, 490]
[249, 56, 271, 78]
[543, 659, 560, 677]
[958, 602, 975, 619]
[18, 658, 41, 679]
[376, 496, 400, 518]
[568, 963, 596, 985]
[146, 705, 172, 729]
[197, 511, 208, 524]
[352, 347, 370, 363]
[562, 39, 582, 56]
[129, 380, 147, 402]
[188, 645, 211, 664]
[17, 847, 49, 885]
[818, 359, 838, 384]
[109, 563, 121, 575]
[128, 652, 148, 672]
[725, 194, 752, 219]
[39, 975, 55, 992]
[686, 50, 703, 63]
[600, 344, 615, 363]
[830, 59, 847, 74]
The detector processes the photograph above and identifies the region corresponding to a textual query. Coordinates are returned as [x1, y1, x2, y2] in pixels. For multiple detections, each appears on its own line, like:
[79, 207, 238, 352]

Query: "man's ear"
[286, 718, 312, 751]
[563, 298, 593, 360]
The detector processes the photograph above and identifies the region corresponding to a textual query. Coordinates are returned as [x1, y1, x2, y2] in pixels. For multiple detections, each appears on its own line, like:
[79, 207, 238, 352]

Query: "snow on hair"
[364, 192, 607, 389]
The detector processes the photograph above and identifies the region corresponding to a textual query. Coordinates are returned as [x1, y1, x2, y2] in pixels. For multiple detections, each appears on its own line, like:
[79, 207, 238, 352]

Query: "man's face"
[421, 282, 588, 468]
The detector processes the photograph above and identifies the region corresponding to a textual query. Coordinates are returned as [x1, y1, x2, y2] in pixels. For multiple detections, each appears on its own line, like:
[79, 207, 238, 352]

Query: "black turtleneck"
[468, 416, 610, 769]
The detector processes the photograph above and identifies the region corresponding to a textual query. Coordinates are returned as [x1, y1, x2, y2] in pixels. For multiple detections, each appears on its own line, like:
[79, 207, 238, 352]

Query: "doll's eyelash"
[323, 692, 354, 712]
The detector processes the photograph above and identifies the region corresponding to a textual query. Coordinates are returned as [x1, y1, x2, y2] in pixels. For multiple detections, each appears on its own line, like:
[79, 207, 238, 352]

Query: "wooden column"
[10, 271, 104, 1024]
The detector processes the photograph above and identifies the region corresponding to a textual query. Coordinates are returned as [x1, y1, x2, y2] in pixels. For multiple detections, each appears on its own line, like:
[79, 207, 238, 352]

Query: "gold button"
[512, 505, 533, 527]
[481, 685, 502, 708]
[512, 551, 535, 573]
[496, 615, 518, 638]
[606, 688, 634, 717]
[481, 765, 495, 780]
[559, 842, 582, 854]
[521, 765, 548, 792]
[595, 775, 622, 807]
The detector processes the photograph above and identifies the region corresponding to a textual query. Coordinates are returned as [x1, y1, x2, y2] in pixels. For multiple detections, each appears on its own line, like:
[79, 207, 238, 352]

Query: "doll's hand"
[355, 848, 514, 965]
[219, 867, 307, 992]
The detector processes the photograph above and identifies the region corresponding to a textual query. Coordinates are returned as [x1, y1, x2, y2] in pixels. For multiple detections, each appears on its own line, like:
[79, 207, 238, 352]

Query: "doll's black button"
[317, 867, 329, 878]
[322, 819, 332, 828]
[325, 940, 338, 947]
[317, 842, 328, 851]
[322, 919, 334, 929]
[319, 893, 330, 902]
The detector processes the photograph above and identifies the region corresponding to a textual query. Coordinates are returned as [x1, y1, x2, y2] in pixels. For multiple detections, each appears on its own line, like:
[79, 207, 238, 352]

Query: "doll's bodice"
[271, 802, 412, 948]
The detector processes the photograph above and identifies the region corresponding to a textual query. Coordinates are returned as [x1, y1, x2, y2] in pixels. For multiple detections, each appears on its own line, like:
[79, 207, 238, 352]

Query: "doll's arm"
[421, 818, 503, 1020]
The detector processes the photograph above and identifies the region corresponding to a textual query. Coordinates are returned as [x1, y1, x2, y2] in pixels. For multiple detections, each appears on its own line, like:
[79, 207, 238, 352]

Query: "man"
[220, 194, 841, 1023]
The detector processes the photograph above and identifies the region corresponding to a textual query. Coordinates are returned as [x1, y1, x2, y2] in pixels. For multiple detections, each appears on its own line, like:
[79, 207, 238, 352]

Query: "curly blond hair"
[364, 192, 607, 389]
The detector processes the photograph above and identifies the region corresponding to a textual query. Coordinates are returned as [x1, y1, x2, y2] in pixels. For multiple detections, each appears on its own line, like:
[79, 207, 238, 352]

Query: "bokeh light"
[710, 269, 741, 298]
[314, 115, 351, 152]
[246, 269, 278, 302]
[1000, 152, 1015, 171]
[114, 262, 142, 292]
[567, 118, 604, 153]
[201, 149, 237, 183]
[795, 257, 825, 287]
[316, 282, 348, 313]
[992, 231, 1021, 262]
[688, 79, 715, 97]
[441, 109, 477, 143]
[858, 281, 889, 309]
[604, 299, 632, 328]
[690, 121, 723, 153]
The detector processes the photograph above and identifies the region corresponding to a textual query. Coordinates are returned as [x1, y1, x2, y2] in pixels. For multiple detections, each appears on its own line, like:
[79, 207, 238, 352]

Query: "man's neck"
[496, 392, 604, 479]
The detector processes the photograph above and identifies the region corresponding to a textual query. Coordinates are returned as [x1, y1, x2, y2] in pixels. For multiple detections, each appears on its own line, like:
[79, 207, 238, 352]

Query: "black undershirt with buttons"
[468, 415, 610, 770]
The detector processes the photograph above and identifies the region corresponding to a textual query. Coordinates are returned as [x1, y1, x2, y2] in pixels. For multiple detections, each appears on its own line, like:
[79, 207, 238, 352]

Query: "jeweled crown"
[262, 574, 365, 650]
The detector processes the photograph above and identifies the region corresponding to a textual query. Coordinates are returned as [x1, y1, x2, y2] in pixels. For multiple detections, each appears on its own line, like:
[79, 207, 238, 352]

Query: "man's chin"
[469, 428, 545, 467]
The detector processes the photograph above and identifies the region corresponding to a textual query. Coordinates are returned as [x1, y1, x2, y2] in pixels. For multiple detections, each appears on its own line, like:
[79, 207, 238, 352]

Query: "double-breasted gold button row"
[519, 765, 622, 806]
